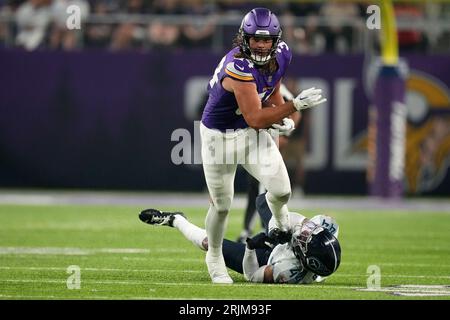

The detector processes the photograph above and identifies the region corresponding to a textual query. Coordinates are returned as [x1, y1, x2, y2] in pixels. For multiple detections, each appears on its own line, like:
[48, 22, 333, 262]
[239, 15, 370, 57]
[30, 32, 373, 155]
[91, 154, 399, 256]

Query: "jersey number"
[276, 42, 289, 53]
[209, 56, 226, 88]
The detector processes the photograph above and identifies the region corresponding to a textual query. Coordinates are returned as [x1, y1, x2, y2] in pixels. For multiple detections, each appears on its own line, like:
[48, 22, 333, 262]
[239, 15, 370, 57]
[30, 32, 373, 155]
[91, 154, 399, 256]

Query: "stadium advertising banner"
[0, 50, 449, 195]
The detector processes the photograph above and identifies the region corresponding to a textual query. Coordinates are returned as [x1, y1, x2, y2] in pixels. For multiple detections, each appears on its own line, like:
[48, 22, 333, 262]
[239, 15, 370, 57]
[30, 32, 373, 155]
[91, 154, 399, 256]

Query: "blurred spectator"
[0, 1, 11, 47]
[281, 1, 325, 54]
[319, 0, 362, 54]
[286, 1, 320, 17]
[216, 0, 253, 15]
[0, 0, 445, 53]
[110, 0, 147, 50]
[423, 1, 442, 53]
[120, 0, 150, 14]
[395, 3, 428, 53]
[147, 18, 179, 50]
[3, 0, 27, 10]
[281, 12, 325, 55]
[178, 0, 216, 48]
[150, 0, 182, 15]
[84, 0, 114, 49]
[143, 0, 183, 50]
[15, 0, 52, 50]
[432, 2, 450, 53]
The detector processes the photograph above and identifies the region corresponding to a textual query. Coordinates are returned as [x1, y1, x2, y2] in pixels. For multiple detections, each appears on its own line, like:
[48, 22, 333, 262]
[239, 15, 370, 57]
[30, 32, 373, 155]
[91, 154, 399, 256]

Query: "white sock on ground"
[173, 215, 207, 250]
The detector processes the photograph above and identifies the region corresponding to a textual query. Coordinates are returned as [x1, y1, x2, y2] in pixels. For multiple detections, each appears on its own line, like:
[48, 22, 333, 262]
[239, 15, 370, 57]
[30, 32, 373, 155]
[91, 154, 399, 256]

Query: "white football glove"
[293, 87, 327, 111]
[270, 117, 295, 137]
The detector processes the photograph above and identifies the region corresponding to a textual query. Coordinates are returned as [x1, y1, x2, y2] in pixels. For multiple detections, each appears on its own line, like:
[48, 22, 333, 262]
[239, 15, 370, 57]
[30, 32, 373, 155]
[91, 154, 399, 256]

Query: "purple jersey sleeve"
[201, 44, 292, 131]
[276, 41, 292, 76]
[224, 58, 255, 82]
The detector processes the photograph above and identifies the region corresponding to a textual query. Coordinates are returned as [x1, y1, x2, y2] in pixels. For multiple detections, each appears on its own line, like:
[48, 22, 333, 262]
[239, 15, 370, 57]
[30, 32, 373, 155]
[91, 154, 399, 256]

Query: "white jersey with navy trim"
[267, 212, 339, 284]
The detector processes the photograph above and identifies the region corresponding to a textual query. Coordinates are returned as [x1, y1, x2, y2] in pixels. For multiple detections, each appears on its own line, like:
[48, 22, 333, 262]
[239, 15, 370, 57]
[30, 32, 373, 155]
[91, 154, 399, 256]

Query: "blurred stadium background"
[0, 0, 449, 300]
[1, 0, 450, 196]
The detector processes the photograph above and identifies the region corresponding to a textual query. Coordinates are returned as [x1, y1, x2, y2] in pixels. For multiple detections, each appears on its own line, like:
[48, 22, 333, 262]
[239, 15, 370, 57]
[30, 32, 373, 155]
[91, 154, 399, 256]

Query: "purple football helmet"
[239, 8, 282, 65]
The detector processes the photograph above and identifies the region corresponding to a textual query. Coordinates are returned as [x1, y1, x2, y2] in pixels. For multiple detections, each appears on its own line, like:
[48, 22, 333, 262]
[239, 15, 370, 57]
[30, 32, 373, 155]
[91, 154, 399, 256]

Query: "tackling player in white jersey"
[139, 193, 341, 284]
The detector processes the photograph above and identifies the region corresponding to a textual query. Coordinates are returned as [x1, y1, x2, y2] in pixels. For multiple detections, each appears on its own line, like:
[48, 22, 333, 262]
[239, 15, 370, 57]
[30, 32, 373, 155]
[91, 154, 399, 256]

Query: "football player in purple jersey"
[199, 8, 326, 283]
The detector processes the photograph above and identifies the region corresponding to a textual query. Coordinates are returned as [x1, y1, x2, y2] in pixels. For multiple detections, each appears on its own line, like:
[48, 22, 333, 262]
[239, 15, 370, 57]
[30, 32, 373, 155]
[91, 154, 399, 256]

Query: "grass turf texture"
[0, 204, 449, 300]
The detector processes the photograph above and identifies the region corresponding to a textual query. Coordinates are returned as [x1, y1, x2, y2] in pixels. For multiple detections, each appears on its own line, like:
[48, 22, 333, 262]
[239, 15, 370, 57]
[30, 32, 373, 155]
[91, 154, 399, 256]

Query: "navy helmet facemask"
[291, 219, 341, 277]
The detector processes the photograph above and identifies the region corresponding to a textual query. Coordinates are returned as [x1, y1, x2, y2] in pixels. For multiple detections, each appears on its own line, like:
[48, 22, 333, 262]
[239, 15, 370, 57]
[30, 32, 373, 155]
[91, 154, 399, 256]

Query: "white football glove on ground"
[293, 87, 327, 111]
[270, 117, 295, 137]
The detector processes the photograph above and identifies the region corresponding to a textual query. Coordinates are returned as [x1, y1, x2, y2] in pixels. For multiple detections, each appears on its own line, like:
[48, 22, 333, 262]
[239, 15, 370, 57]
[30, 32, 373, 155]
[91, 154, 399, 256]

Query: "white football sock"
[173, 215, 207, 250]
[265, 192, 289, 230]
[204, 204, 228, 255]
[204, 204, 232, 283]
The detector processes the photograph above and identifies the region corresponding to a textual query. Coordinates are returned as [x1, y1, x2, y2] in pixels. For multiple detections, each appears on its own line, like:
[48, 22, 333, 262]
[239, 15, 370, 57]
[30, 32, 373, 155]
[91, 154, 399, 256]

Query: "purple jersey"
[201, 41, 292, 131]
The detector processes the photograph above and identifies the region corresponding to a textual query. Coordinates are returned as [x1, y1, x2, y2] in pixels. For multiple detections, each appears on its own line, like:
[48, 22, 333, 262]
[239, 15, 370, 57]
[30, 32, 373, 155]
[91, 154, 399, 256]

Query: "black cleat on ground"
[139, 209, 185, 227]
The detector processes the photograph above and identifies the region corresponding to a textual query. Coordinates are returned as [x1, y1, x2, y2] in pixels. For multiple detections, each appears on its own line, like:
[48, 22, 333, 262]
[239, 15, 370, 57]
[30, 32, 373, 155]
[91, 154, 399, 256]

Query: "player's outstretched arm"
[242, 251, 274, 283]
[242, 233, 274, 283]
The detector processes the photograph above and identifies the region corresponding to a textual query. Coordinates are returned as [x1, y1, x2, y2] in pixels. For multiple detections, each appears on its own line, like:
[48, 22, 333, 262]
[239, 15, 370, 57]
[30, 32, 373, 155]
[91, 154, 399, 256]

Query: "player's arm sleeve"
[242, 247, 266, 283]
[280, 41, 293, 66]
[224, 60, 254, 82]
[276, 41, 292, 77]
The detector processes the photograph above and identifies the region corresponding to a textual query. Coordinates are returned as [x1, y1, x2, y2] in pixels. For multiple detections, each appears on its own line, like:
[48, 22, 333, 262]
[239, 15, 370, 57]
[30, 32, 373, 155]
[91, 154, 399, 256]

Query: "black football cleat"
[139, 209, 185, 227]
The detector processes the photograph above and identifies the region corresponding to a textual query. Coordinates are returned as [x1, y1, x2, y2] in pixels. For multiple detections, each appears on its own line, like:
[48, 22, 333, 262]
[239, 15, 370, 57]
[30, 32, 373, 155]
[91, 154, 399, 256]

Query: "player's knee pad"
[267, 190, 291, 204]
[210, 198, 231, 214]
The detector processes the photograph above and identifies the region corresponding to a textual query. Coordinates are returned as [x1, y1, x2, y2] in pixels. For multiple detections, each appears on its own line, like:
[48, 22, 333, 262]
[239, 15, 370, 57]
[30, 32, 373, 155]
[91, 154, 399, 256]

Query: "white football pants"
[200, 122, 291, 234]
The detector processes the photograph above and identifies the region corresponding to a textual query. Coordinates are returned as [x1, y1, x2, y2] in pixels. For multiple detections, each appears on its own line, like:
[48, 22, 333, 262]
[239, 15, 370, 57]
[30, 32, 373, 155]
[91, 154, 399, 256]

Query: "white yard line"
[0, 266, 203, 273]
[2, 277, 449, 298]
[1, 266, 450, 279]
[341, 261, 450, 268]
[0, 294, 154, 300]
[0, 294, 229, 300]
[2, 277, 450, 288]
[0, 278, 361, 289]
[357, 285, 450, 297]
[0, 247, 187, 255]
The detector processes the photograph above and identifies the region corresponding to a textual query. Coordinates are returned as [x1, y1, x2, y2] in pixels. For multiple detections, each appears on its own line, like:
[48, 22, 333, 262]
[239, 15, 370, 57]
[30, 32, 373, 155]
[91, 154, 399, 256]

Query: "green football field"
[0, 202, 449, 300]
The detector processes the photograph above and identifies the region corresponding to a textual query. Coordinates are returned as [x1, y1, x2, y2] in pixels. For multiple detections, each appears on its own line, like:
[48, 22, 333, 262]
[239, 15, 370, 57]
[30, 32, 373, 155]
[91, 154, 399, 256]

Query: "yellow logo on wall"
[404, 71, 450, 194]
[357, 71, 450, 194]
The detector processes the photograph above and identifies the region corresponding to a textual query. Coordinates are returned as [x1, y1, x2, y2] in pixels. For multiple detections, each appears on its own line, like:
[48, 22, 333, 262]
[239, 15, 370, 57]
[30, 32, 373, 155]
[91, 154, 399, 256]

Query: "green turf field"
[0, 203, 449, 300]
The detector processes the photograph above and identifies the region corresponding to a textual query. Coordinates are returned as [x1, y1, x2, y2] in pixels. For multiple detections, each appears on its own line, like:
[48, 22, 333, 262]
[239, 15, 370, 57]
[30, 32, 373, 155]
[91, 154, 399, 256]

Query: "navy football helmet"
[239, 8, 282, 65]
[291, 219, 341, 277]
